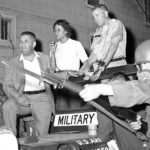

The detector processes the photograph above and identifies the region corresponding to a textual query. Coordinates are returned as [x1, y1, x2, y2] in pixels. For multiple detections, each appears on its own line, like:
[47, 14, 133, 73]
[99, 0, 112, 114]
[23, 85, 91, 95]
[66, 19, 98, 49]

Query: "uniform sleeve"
[106, 20, 123, 43]
[109, 80, 150, 108]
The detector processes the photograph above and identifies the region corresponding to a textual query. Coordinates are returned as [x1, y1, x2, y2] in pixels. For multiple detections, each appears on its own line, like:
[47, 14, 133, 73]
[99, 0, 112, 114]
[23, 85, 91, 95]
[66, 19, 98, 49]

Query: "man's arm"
[79, 83, 113, 101]
[3, 60, 30, 107]
[79, 80, 150, 108]
[102, 21, 123, 67]
[3, 63, 20, 99]
[109, 80, 150, 107]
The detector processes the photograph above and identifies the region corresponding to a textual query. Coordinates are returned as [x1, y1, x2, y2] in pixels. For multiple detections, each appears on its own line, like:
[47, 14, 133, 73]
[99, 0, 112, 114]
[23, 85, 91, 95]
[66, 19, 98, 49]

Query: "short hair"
[20, 31, 36, 41]
[53, 19, 71, 37]
[92, 4, 108, 12]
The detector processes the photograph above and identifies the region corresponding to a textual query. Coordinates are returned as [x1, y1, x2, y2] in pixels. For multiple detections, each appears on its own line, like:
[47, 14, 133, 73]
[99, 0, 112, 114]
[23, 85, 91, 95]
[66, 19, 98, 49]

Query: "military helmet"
[135, 40, 150, 64]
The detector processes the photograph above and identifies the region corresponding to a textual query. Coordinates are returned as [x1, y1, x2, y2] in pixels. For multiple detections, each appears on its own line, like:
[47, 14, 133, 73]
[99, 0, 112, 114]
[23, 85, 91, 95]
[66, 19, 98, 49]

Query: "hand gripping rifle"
[2, 61, 148, 141]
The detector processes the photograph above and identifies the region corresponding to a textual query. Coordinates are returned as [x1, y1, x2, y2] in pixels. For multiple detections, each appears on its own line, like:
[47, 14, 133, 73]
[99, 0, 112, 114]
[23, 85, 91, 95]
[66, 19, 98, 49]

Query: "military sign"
[54, 112, 98, 126]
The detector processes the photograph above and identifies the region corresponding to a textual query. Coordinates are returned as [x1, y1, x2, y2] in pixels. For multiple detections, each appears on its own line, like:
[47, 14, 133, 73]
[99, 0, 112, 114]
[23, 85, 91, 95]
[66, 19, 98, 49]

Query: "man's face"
[53, 24, 67, 41]
[92, 8, 106, 27]
[20, 35, 35, 56]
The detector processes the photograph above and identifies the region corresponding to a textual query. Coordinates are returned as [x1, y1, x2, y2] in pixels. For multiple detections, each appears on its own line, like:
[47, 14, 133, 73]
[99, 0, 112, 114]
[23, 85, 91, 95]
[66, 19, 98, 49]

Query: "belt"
[111, 57, 125, 62]
[23, 89, 46, 95]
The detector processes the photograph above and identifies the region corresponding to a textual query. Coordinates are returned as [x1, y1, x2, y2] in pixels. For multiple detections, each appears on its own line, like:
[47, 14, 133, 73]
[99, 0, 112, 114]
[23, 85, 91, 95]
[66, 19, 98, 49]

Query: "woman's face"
[53, 24, 67, 41]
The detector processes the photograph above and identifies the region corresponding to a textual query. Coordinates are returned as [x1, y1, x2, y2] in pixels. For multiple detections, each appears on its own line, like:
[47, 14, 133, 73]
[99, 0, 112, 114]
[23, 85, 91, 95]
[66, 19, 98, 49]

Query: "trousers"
[3, 93, 53, 136]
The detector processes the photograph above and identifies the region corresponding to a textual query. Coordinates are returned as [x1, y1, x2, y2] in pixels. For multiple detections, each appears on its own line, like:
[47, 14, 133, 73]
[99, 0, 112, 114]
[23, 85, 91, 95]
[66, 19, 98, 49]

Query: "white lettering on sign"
[75, 138, 119, 150]
[54, 112, 98, 126]
[76, 137, 102, 145]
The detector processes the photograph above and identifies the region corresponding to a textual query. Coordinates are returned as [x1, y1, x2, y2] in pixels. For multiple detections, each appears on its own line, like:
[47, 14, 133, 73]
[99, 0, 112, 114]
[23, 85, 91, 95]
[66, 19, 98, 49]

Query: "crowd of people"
[0, 3, 150, 150]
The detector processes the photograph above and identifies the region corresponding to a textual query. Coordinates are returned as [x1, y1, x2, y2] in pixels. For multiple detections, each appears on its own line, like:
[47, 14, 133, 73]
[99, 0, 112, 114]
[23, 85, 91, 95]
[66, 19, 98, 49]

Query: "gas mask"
[135, 40, 150, 81]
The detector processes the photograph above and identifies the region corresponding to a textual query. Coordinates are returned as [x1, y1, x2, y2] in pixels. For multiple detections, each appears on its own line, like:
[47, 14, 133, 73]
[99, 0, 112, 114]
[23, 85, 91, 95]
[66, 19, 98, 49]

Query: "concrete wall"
[0, 0, 150, 81]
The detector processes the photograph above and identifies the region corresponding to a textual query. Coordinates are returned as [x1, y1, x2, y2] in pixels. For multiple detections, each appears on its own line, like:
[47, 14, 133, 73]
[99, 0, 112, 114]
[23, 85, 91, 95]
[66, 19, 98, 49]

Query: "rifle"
[69, 64, 137, 83]
[2, 61, 148, 140]
[42, 67, 148, 141]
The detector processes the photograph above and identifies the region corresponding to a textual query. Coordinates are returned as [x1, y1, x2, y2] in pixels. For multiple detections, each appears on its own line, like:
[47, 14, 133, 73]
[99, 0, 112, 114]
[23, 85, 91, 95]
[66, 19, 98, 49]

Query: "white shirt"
[55, 38, 88, 71]
[20, 52, 45, 91]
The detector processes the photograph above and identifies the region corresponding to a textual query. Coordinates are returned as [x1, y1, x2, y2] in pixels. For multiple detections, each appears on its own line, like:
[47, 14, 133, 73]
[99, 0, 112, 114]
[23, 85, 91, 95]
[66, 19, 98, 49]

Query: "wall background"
[0, 0, 150, 82]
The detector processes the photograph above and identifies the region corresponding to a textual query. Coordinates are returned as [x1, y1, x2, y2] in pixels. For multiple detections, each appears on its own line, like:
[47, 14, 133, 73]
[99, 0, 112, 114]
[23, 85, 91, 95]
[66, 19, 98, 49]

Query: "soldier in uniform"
[80, 40, 150, 149]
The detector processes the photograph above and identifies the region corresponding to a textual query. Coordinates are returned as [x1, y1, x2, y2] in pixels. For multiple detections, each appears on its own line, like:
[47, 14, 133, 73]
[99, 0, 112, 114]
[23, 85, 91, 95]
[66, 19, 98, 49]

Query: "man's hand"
[79, 84, 114, 101]
[81, 62, 100, 80]
[83, 70, 94, 80]
[17, 95, 30, 107]
[129, 115, 142, 131]
[90, 66, 105, 81]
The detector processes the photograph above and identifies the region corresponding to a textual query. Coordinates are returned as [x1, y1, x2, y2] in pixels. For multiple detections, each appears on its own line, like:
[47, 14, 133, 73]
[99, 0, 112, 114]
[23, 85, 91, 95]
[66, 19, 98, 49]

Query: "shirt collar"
[20, 51, 40, 61]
